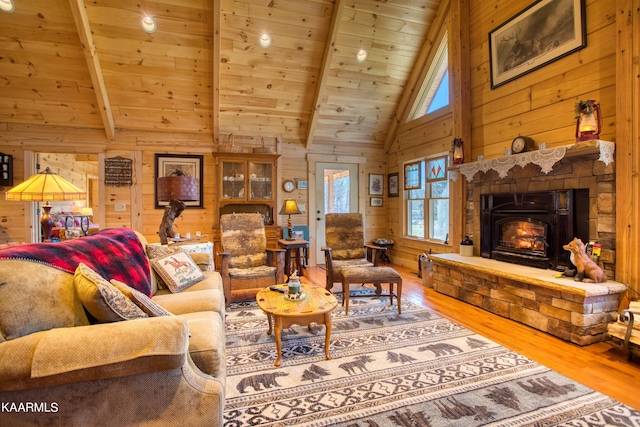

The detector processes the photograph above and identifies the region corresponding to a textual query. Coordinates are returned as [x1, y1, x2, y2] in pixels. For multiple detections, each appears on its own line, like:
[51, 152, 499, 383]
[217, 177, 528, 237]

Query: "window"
[405, 156, 449, 241]
[411, 31, 449, 119]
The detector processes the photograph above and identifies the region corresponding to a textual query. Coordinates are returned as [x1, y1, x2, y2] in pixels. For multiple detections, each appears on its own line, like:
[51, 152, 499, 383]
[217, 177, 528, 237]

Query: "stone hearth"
[429, 254, 627, 346]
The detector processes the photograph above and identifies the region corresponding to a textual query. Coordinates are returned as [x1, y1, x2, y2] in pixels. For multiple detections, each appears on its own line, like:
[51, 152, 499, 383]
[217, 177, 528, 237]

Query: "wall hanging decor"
[104, 156, 132, 187]
[0, 153, 12, 187]
[388, 172, 399, 197]
[369, 174, 383, 195]
[489, 0, 586, 89]
[155, 154, 203, 209]
[404, 161, 422, 190]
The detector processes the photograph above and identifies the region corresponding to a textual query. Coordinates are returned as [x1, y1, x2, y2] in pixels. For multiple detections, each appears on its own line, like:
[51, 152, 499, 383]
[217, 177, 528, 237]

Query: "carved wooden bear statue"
[563, 237, 607, 283]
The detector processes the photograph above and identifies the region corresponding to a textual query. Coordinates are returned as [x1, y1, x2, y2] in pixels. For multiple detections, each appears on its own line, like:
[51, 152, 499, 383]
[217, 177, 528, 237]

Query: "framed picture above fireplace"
[488, 0, 587, 89]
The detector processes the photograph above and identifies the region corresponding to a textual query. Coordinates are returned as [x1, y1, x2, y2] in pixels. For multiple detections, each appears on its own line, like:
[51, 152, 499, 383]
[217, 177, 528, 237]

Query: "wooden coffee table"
[256, 284, 338, 367]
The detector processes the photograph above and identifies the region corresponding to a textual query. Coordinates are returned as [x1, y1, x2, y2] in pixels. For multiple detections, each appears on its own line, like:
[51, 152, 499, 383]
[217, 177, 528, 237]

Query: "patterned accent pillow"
[110, 279, 173, 317]
[146, 244, 186, 260]
[149, 251, 205, 293]
[146, 245, 188, 289]
[74, 263, 148, 323]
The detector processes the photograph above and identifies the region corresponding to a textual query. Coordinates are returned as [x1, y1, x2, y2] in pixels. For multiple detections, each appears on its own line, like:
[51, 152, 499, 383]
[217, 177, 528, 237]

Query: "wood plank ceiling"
[0, 0, 440, 150]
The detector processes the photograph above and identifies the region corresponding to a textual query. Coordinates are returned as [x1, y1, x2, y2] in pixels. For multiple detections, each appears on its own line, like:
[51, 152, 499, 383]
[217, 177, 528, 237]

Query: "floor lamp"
[5, 167, 86, 242]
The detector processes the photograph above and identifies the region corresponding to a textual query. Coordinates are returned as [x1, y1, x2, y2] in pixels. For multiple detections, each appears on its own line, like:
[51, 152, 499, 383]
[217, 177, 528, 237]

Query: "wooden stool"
[341, 266, 402, 315]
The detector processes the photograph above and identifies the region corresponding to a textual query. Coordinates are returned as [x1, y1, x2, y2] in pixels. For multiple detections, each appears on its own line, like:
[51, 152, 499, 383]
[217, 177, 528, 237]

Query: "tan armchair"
[219, 213, 285, 306]
[322, 213, 386, 290]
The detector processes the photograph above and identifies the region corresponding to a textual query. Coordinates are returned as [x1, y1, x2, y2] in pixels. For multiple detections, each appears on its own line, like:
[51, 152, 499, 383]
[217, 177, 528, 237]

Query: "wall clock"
[511, 136, 535, 154]
[283, 180, 295, 192]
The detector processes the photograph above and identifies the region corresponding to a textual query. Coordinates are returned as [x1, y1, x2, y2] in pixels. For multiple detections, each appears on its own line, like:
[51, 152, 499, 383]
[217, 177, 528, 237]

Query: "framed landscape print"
[489, 0, 586, 89]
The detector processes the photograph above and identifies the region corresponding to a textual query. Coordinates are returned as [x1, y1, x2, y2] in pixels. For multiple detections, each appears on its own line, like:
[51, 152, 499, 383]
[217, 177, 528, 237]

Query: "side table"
[256, 284, 338, 366]
[277, 238, 309, 279]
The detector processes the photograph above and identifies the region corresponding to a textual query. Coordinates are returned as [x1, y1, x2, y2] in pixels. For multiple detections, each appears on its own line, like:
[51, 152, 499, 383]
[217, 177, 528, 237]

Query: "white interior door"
[314, 162, 359, 265]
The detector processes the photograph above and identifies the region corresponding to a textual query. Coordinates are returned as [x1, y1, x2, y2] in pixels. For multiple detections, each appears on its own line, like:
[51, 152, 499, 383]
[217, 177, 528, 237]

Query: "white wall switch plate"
[114, 203, 126, 212]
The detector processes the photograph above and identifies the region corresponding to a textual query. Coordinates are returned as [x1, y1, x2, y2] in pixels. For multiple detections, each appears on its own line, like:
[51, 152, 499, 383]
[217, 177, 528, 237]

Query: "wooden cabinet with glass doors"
[212, 152, 282, 256]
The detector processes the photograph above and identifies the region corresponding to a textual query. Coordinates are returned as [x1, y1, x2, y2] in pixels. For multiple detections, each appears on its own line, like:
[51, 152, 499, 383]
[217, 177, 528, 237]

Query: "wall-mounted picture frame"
[369, 174, 383, 195]
[370, 197, 383, 207]
[489, 0, 586, 89]
[155, 154, 203, 208]
[388, 172, 399, 197]
[404, 161, 422, 190]
[297, 180, 308, 190]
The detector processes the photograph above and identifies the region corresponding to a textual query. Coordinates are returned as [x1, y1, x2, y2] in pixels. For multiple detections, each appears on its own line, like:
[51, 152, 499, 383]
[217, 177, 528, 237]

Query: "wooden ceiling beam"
[305, 0, 345, 149]
[68, 0, 115, 141]
[383, 0, 450, 153]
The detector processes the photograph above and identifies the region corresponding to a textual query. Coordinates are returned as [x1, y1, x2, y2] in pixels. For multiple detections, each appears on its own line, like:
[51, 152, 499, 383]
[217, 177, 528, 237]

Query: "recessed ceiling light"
[258, 32, 272, 48]
[356, 49, 368, 63]
[0, 0, 15, 13]
[140, 16, 156, 34]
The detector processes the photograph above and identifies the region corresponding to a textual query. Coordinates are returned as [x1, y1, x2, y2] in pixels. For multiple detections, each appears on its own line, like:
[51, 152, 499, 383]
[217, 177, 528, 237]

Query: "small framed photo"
[369, 174, 383, 195]
[297, 180, 308, 190]
[370, 197, 383, 207]
[388, 172, 399, 197]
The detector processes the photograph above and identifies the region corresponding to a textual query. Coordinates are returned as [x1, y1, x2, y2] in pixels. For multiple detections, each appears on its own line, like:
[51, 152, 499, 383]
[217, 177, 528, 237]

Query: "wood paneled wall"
[0, 126, 387, 258]
[385, 0, 628, 279]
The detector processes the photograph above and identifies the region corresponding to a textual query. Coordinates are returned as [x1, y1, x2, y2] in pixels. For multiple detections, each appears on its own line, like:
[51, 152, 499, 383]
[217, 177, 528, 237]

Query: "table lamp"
[5, 167, 86, 242]
[157, 170, 198, 244]
[279, 198, 301, 240]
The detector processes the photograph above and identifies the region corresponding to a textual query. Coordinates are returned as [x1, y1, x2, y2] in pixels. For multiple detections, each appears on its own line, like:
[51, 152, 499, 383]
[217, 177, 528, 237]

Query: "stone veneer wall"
[463, 149, 616, 279]
[430, 256, 624, 346]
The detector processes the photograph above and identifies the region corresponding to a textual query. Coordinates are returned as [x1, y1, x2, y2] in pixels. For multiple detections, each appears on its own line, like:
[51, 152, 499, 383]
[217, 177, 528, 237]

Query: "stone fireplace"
[427, 142, 623, 346]
[464, 143, 616, 278]
[480, 189, 590, 270]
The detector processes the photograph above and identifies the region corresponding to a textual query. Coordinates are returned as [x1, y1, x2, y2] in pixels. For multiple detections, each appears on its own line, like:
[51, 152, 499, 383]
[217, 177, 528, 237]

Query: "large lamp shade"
[5, 167, 86, 241]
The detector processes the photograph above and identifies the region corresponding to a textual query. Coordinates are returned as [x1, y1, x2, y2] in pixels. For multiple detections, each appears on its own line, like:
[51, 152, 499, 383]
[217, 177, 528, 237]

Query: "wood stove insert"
[480, 190, 589, 269]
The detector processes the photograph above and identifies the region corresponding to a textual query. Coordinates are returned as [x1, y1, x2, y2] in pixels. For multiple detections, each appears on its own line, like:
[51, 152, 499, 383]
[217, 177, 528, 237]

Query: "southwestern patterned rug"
[223, 291, 640, 426]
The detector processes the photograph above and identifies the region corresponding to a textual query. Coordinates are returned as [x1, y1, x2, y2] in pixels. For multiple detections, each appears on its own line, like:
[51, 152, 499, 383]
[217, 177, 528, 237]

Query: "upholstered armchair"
[219, 213, 285, 306]
[322, 213, 387, 290]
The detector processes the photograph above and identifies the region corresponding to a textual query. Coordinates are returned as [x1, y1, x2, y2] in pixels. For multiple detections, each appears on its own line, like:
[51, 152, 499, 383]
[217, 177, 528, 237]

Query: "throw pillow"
[74, 263, 148, 323]
[110, 279, 173, 317]
[146, 245, 188, 289]
[149, 251, 205, 293]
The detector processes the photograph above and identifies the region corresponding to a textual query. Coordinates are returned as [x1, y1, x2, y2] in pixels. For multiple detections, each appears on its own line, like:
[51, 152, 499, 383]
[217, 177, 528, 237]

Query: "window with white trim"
[405, 156, 449, 241]
[412, 31, 449, 119]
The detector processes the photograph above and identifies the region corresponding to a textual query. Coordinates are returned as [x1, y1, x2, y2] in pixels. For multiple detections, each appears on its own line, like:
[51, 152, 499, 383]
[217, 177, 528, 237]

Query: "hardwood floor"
[302, 264, 640, 411]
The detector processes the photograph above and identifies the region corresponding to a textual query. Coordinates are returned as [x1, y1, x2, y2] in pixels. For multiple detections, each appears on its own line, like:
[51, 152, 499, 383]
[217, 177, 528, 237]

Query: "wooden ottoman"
[341, 266, 402, 315]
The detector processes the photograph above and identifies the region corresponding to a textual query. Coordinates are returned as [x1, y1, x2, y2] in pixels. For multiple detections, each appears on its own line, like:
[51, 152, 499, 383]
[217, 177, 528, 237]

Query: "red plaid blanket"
[0, 228, 152, 296]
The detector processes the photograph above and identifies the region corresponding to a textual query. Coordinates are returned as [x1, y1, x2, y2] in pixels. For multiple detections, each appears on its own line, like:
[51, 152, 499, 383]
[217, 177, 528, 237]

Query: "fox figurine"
[563, 238, 607, 283]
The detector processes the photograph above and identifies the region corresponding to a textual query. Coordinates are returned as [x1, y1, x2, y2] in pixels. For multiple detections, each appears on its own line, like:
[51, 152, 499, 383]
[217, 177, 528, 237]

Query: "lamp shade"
[279, 198, 301, 215]
[5, 167, 86, 202]
[279, 198, 301, 241]
[157, 174, 199, 202]
[5, 167, 86, 242]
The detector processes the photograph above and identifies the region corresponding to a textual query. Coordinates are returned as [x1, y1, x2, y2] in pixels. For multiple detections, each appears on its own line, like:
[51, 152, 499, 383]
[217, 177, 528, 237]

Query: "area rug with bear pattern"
[223, 289, 639, 426]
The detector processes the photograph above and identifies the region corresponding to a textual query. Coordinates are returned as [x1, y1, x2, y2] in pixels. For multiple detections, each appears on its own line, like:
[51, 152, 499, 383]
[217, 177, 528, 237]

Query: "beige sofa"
[0, 230, 226, 427]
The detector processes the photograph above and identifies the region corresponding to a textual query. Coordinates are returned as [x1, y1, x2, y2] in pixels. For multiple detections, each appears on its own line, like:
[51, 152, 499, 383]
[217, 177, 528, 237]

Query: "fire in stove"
[499, 221, 547, 253]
